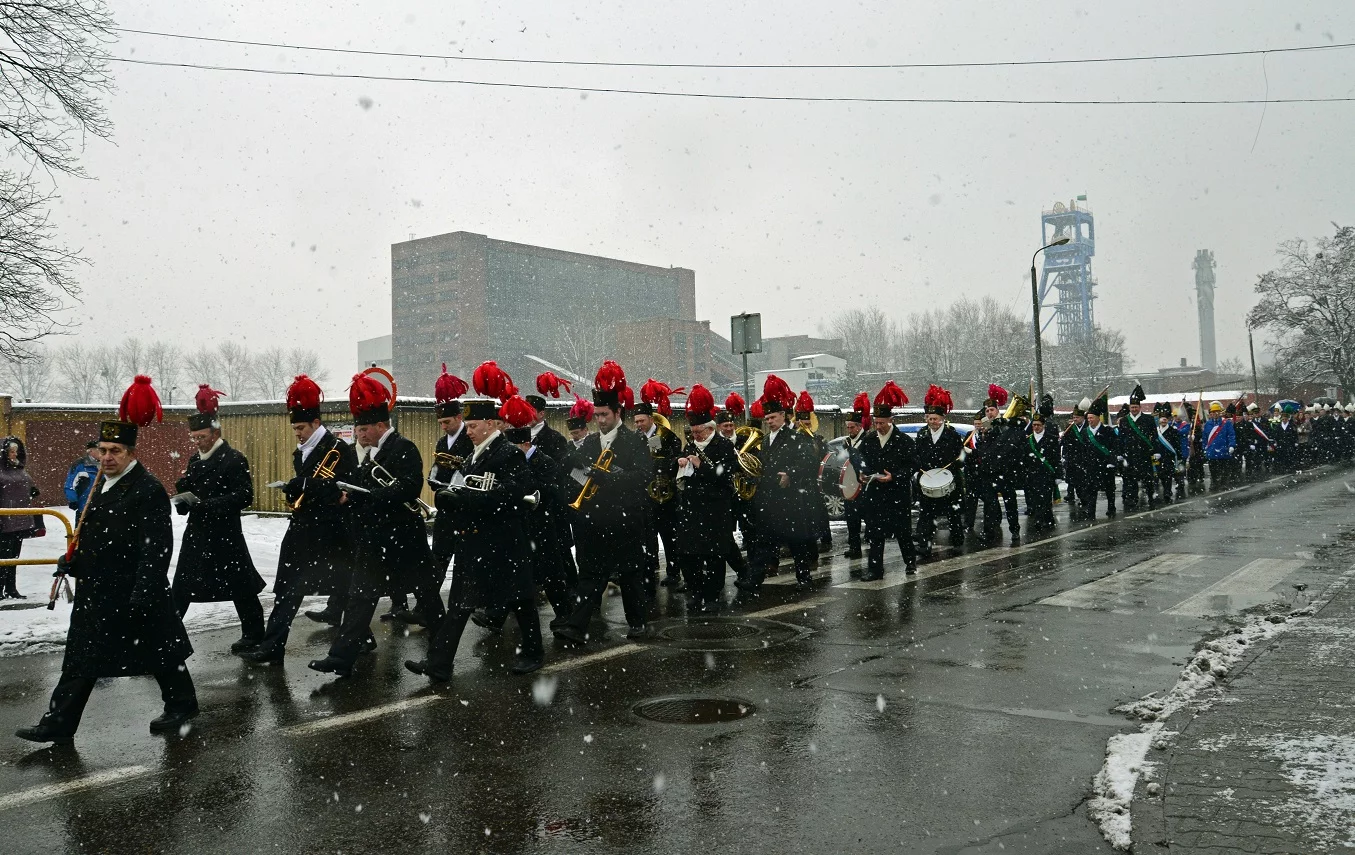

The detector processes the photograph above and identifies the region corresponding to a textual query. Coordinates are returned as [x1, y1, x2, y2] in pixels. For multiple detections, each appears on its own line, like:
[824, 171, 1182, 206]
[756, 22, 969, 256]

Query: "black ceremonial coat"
[752, 426, 820, 543]
[532, 422, 572, 470]
[857, 427, 918, 539]
[1086, 423, 1121, 477]
[1024, 427, 1062, 491]
[1273, 418, 1300, 469]
[1119, 413, 1157, 474]
[564, 426, 654, 554]
[173, 440, 264, 602]
[522, 447, 569, 576]
[913, 424, 966, 489]
[346, 432, 439, 597]
[62, 463, 193, 678]
[429, 427, 475, 558]
[531, 422, 576, 549]
[673, 434, 738, 557]
[1061, 421, 1089, 486]
[436, 433, 534, 608]
[276, 428, 357, 598]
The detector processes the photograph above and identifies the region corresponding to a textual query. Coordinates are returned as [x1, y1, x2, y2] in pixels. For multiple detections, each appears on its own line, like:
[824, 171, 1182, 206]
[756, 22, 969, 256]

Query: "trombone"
[368, 459, 437, 520]
[290, 447, 341, 511]
[569, 447, 614, 510]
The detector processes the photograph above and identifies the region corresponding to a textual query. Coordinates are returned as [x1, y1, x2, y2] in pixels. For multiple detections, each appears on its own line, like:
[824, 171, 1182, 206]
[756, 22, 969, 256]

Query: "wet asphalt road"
[0, 470, 1349, 854]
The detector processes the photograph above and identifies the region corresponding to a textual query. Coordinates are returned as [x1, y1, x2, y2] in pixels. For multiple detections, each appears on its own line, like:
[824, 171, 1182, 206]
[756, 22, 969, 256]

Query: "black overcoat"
[1119, 413, 1157, 473]
[1024, 427, 1063, 488]
[62, 463, 193, 678]
[429, 427, 475, 557]
[522, 447, 569, 577]
[346, 432, 440, 597]
[564, 426, 654, 553]
[435, 433, 534, 608]
[752, 425, 819, 543]
[276, 428, 357, 598]
[857, 426, 917, 539]
[173, 440, 264, 602]
[531, 423, 576, 549]
[1061, 421, 1088, 485]
[672, 433, 737, 557]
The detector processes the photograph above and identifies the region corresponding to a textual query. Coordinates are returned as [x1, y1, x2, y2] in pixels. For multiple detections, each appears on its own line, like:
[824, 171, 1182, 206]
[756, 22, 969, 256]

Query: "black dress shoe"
[659, 576, 681, 588]
[403, 659, 450, 682]
[15, 724, 72, 745]
[149, 707, 199, 734]
[304, 609, 340, 626]
[240, 646, 284, 664]
[905, 560, 918, 575]
[842, 550, 863, 559]
[553, 624, 588, 645]
[626, 624, 648, 640]
[511, 656, 543, 675]
[358, 635, 378, 654]
[230, 636, 263, 654]
[859, 569, 884, 582]
[1010, 534, 1021, 546]
[470, 610, 503, 634]
[849, 566, 863, 579]
[307, 656, 353, 677]
[396, 609, 429, 628]
[793, 580, 813, 594]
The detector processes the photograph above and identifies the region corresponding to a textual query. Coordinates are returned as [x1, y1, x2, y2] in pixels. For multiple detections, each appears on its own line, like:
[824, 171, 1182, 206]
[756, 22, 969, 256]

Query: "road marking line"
[749, 595, 835, 617]
[280, 695, 443, 736]
[0, 765, 154, 812]
[1037, 553, 1209, 610]
[1164, 558, 1307, 616]
[541, 643, 643, 674]
[949, 550, 1120, 599]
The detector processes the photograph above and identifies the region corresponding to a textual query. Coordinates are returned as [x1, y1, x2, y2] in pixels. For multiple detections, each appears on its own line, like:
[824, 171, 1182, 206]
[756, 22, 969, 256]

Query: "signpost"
[730, 313, 762, 409]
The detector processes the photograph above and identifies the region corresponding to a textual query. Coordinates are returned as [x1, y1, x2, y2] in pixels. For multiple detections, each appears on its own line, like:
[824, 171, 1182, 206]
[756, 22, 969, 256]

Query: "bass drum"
[818, 443, 851, 495]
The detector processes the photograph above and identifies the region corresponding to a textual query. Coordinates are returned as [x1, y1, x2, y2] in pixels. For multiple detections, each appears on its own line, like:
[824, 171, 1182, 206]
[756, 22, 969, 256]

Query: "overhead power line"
[111, 26, 1355, 70]
[105, 56, 1355, 105]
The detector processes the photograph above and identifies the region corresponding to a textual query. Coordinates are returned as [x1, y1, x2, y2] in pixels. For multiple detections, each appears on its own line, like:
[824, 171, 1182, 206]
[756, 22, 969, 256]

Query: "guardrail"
[0, 508, 74, 566]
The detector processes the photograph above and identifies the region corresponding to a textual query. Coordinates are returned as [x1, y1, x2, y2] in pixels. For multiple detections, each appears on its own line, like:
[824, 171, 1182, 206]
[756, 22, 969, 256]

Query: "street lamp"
[1030, 236, 1072, 401]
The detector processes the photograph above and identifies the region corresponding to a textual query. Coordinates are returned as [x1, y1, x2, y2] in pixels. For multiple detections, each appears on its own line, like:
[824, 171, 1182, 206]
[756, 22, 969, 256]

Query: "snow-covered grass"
[0, 507, 294, 655]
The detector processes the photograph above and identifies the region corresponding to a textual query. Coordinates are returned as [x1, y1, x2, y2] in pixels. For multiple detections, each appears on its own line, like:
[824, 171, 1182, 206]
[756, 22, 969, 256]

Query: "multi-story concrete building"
[391, 231, 696, 394]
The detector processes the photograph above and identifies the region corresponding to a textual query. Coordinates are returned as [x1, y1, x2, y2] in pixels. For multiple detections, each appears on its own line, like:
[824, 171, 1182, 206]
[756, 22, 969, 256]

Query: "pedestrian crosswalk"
[1163, 558, 1307, 616]
[1038, 554, 1209, 611]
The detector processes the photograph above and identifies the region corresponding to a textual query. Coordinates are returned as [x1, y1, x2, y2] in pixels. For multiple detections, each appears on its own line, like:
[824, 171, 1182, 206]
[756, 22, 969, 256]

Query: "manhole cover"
[658, 622, 761, 642]
[632, 696, 757, 725]
[647, 616, 810, 651]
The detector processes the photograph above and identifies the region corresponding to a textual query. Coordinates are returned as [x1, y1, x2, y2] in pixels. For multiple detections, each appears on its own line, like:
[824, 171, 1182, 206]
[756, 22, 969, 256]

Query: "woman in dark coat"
[0, 437, 41, 598]
[16, 395, 198, 744]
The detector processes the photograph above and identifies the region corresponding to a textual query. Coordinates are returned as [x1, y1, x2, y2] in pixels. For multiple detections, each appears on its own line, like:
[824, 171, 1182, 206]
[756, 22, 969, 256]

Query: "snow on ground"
[1088, 567, 1355, 851]
[0, 507, 297, 656]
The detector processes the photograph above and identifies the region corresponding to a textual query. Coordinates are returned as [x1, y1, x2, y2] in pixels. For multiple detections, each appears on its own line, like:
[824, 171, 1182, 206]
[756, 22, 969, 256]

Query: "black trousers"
[1122, 463, 1155, 509]
[328, 568, 445, 667]
[259, 583, 351, 652]
[40, 666, 196, 736]
[1026, 475, 1057, 528]
[428, 597, 542, 676]
[682, 554, 726, 603]
[746, 532, 816, 589]
[175, 588, 265, 641]
[567, 540, 649, 634]
[0, 535, 20, 594]
[843, 499, 864, 553]
[1157, 469, 1176, 504]
[916, 494, 964, 547]
[1079, 467, 1116, 517]
[865, 503, 915, 576]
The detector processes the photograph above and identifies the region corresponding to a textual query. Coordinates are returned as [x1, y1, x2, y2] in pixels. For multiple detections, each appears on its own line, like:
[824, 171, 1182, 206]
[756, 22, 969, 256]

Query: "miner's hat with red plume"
[847, 392, 872, 425]
[924, 384, 954, 416]
[188, 383, 227, 431]
[500, 395, 537, 443]
[468, 361, 516, 420]
[685, 384, 717, 425]
[101, 375, 163, 447]
[287, 374, 323, 424]
[592, 360, 628, 411]
[724, 392, 745, 418]
[984, 384, 1009, 410]
[794, 390, 815, 420]
[434, 364, 468, 419]
[348, 367, 396, 426]
[749, 398, 765, 421]
[874, 381, 909, 418]
[531, 372, 572, 415]
[566, 395, 594, 431]
[760, 375, 795, 415]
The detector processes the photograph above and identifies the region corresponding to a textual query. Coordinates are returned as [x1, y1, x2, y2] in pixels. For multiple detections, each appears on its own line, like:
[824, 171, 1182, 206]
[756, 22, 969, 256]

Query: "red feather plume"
[435, 364, 468, 404]
[594, 360, 626, 392]
[987, 384, 1009, 408]
[621, 385, 634, 410]
[348, 371, 391, 417]
[924, 384, 954, 413]
[640, 379, 670, 405]
[568, 395, 595, 422]
[287, 375, 323, 411]
[875, 381, 908, 409]
[762, 375, 795, 409]
[535, 371, 572, 399]
[119, 375, 162, 427]
[685, 384, 715, 418]
[750, 398, 765, 420]
[795, 390, 814, 414]
[498, 395, 536, 429]
[724, 392, 746, 416]
[472, 361, 517, 402]
[195, 383, 226, 415]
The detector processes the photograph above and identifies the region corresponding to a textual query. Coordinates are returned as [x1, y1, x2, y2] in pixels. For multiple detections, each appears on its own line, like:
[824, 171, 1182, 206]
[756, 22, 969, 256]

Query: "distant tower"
[1193, 250, 1216, 371]
[1037, 199, 1096, 345]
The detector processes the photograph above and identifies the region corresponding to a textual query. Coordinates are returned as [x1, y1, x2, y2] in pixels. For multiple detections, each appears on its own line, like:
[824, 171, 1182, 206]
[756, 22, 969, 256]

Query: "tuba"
[290, 447, 341, 511]
[732, 425, 763, 501]
[645, 415, 677, 504]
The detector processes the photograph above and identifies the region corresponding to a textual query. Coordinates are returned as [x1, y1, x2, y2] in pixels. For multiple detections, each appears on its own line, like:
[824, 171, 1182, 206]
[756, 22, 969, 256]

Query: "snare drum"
[918, 467, 955, 499]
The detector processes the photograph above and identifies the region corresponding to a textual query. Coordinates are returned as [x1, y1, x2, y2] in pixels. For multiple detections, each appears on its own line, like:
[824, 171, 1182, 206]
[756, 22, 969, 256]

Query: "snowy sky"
[44, 0, 1355, 394]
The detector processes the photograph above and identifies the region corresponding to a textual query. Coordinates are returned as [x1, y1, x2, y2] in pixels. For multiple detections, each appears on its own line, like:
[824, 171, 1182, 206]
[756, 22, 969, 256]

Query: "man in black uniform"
[962, 410, 994, 537]
[1151, 402, 1182, 504]
[172, 384, 266, 653]
[857, 381, 917, 580]
[309, 369, 446, 678]
[528, 372, 573, 463]
[17, 377, 198, 744]
[241, 375, 359, 664]
[528, 375, 579, 602]
[566, 398, 592, 448]
[841, 393, 871, 560]
[1273, 403, 1301, 471]
[1024, 400, 1061, 532]
[990, 390, 1029, 545]
[914, 385, 966, 554]
[1083, 394, 1120, 519]
[745, 376, 821, 595]
[673, 385, 738, 612]
[1118, 385, 1158, 510]
[795, 391, 833, 554]
[1062, 401, 1090, 520]
[635, 381, 682, 591]
[408, 392, 542, 679]
[554, 361, 655, 643]
[426, 367, 473, 623]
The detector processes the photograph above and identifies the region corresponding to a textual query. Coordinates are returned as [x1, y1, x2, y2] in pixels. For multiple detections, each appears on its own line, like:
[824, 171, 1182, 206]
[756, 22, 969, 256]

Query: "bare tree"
[184, 349, 222, 393]
[117, 337, 147, 375]
[1248, 225, 1355, 395]
[51, 342, 97, 403]
[90, 343, 123, 403]
[822, 307, 907, 374]
[0, 345, 52, 400]
[285, 348, 329, 386]
[146, 341, 182, 401]
[251, 346, 290, 399]
[556, 316, 611, 384]
[216, 341, 252, 398]
[0, 1, 115, 359]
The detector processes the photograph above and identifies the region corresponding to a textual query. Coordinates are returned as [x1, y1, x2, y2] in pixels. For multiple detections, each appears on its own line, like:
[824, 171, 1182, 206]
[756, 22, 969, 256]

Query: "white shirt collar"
[876, 425, 893, 446]
[298, 424, 328, 462]
[644, 425, 656, 439]
[444, 423, 465, 447]
[928, 426, 944, 441]
[360, 427, 395, 461]
[1033, 429, 1044, 440]
[102, 459, 139, 492]
[199, 437, 225, 460]
[600, 424, 620, 450]
[694, 435, 712, 450]
[531, 422, 544, 438]
[472, 429, 501, 462]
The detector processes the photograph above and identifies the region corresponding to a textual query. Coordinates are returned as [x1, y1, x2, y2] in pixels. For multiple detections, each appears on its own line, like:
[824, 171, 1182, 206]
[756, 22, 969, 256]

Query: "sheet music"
[569, 467, 590, 486]
[676, 461, 695, 480]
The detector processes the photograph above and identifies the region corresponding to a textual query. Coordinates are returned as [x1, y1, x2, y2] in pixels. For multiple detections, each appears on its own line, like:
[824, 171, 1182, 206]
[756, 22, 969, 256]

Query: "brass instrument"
[290, 447, 341, 511]
[645, 420, 678, 504]
[732, 425, 763, 501]
[433, 451, 465, 470]
[368, 459, 436, 520]
[569, 447, 614, 510]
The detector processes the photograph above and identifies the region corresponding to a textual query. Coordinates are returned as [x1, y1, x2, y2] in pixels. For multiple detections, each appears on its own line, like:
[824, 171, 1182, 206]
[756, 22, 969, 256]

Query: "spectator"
[0, 437, 42, 598]
[64, 440, 100, 514]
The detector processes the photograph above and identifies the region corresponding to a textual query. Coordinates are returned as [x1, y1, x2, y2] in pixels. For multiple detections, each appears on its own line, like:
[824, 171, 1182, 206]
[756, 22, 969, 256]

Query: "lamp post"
[1030, 236, 1071, 401]
[1247, 322, 1259, 399]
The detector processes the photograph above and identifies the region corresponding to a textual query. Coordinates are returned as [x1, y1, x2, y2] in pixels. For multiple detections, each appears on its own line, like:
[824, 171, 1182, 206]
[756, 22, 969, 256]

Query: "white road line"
[1164, 558, 1307, 616]
[0, 765, 154, 812]
[748, 595, 835, 617]
[1037, 553, 1209, 610]
[280, 694, 443, 736]
[540, 642, 643, 674]
[949, 550, 1120, 599]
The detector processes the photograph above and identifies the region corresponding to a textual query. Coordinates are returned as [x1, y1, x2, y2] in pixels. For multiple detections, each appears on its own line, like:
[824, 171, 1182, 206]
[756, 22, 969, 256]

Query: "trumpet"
[733, 425, 763, 500]
[569, 447, 614, 510]
[445, 472, 540, 509]
[368, 459, 437, 520]
[291, 447, 341, 511]
[433, 451, 464, 470]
